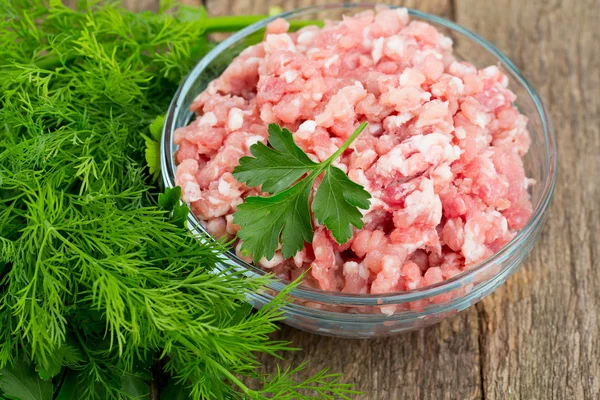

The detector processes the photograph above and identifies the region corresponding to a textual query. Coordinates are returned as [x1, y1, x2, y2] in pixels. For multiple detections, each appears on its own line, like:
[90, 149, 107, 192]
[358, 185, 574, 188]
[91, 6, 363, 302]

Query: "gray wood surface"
[131, 0, 600, 398]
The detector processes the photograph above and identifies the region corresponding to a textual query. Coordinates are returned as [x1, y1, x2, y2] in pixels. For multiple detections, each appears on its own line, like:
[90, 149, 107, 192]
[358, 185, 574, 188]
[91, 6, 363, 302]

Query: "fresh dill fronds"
[0, 1, 357, 399]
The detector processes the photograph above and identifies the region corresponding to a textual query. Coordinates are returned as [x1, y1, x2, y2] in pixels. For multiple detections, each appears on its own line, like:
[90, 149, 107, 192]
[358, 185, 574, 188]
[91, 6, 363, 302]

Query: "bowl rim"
[161, 3, 557, 306]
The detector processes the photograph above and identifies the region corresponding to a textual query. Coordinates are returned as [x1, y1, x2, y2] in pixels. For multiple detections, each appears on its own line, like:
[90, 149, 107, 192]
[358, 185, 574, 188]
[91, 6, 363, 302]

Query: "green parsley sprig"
[233, 123, 371, 262]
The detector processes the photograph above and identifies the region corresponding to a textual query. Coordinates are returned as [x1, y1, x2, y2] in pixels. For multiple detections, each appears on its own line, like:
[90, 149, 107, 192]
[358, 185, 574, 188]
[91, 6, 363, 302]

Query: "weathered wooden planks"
[205, 0, 453, 19]
[455, 1, 600, 399]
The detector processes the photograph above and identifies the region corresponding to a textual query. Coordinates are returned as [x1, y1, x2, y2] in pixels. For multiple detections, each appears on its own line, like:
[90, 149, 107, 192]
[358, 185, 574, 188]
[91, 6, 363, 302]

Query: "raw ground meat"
[175, 7, 533, 297]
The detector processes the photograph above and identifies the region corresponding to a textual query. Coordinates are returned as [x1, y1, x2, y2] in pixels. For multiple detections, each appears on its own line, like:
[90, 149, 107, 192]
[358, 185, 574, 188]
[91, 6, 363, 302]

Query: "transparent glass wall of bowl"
[161, 4, 557, 338]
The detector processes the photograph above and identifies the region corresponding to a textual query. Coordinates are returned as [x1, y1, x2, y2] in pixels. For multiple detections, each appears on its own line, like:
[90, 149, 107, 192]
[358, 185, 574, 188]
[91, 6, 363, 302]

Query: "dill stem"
[206, 357, 255, 396]
[174, 333, 256, 396]
[35, 55, 64, 71]
[203, 15, 265, 32]
[204, 16, 323, 33]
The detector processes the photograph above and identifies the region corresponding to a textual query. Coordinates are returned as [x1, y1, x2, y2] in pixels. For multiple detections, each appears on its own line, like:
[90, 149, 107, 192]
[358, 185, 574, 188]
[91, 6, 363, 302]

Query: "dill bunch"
[0, 1, 357, 399]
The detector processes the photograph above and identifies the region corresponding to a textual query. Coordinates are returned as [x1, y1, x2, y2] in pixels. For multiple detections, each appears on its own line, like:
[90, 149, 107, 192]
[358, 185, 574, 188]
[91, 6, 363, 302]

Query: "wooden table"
[129, 1, 599, 398]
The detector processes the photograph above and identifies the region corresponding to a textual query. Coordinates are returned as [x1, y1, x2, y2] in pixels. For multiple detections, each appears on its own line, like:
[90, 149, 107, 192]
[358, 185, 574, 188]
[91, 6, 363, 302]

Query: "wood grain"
[455, 1, 600, 399]
[122, 0, 158, 12]
[205, 0, 453, 19]
[126, 0, 599, 398]
[260, 310, 482, 400]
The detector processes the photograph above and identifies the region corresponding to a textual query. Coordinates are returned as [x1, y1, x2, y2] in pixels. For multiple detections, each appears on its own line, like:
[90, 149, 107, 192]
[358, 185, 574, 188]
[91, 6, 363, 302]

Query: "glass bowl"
[161, 4, 557, 338]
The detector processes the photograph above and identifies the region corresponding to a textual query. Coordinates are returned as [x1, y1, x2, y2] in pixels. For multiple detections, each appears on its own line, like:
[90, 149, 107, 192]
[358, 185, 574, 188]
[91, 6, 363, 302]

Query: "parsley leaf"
[313, 165, 371, 244]
[0, 358, 52, 400]
[120, 372, 150, 400]
[158, 186, 182, 211]
[149, 114, 165, 142]
[233, 122, 370, 262]
[35, 342, 82, 380]
[171, 202, 190, 228]
[141, 115, 165, 181]
[158, 186, 190, 228]
[233, 124, 317, 194]
[233, 180, 313, 262]
[159, 379, 191, 400]
[142, 135, 161, 181]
